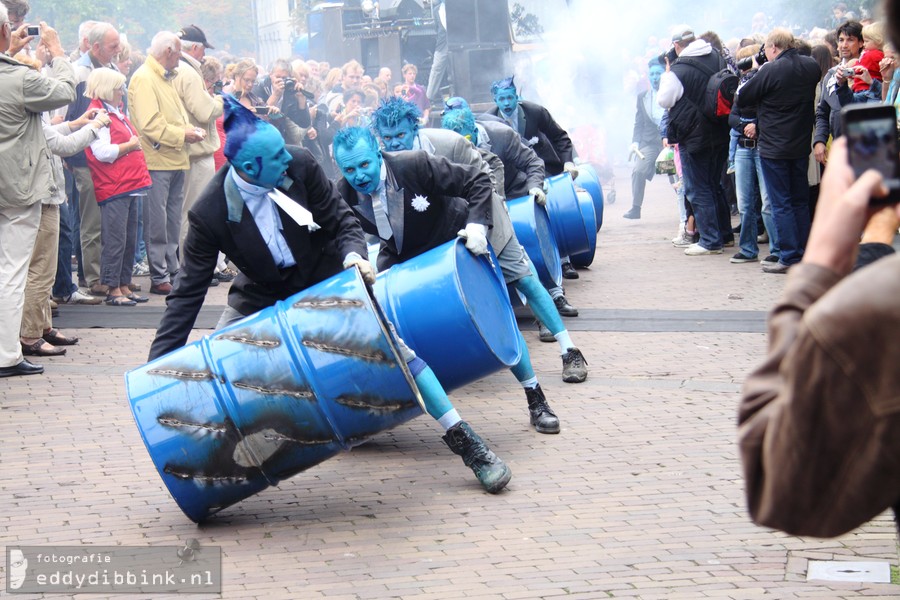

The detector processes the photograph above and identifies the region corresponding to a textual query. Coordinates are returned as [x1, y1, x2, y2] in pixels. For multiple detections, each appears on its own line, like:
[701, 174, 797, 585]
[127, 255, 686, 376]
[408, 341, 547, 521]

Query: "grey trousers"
[144, 170, 185, 286]
[72, 166, 102, 285]
[100, 195, 139, 288]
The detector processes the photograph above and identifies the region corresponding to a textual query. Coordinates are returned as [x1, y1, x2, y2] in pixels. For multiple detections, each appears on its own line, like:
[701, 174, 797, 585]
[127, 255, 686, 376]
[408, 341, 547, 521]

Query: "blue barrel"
[506, 195, 562, 288]
[570, 190, 598, 267]
[575, 164, 604, 231]
[545, 173, 593, 256]
[374, 239, 521, 392]
[126, 268, 425, 522]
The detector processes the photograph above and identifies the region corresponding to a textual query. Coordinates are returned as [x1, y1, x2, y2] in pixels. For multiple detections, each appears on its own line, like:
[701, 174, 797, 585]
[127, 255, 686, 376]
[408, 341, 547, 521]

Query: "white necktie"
[371, 190, 393, 240]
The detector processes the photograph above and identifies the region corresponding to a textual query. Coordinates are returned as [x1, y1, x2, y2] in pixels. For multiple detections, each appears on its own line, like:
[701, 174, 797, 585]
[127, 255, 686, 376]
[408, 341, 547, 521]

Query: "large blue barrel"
[545, 174, 593, 256]
[126, 268, 425, 522]
[374, 239, 521, 392]
[570, 190, 598, 267]
[506, 195, 562, 288]
[575, 164, 604, 231]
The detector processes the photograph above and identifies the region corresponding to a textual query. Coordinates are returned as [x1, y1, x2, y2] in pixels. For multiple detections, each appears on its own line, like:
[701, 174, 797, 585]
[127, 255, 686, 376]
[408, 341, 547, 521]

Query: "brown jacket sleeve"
[739, 257, 900, 537]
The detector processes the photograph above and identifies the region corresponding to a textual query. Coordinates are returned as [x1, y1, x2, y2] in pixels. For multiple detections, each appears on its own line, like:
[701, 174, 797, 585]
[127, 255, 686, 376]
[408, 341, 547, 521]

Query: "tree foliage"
[32, 0, 255, 58]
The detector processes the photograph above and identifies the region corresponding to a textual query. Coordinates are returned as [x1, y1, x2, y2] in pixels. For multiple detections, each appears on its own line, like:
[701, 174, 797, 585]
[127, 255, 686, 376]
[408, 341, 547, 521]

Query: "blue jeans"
[734, 146, 768, 258]
[759, 156, 810, 266]
[52, 170, 80, 298]
[680, 146, 732, 250]
[133, 196, 146, 264]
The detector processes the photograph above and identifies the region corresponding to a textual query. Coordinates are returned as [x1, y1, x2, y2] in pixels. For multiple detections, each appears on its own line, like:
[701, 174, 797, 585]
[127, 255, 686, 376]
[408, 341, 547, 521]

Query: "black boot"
[561, 262, 579, 279]
[442, 422, 511, 493]
[525, 385, 560, 434]
[535, 319, 555, 342]
[623, 206, 641, 219]
[562, 347, 588, 383]
[554, 294, 579, 317]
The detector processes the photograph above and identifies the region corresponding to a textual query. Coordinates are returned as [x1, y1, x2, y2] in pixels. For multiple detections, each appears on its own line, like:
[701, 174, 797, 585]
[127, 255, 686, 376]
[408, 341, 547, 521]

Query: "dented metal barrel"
[374, 239, 521, 392]
[126, 268, 425, 523]
[545, 173, 593, 257]
[570, 190, 598, 267]
[574, 164, 604, 232]
[506, 195, 562, 288]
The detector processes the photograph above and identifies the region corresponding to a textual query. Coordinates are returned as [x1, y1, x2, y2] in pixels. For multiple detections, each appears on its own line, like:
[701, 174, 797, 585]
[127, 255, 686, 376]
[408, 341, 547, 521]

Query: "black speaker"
[307, 7, 361, 64]
[449, 47, 510, 103]
[445, 0, 510, 49]
[380, 0, 426, 20]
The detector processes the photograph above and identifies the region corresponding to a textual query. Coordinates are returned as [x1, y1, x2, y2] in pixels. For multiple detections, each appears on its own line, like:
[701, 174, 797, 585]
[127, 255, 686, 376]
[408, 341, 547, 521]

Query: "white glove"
[563, 161, 579, 180]
[343, 255, 376, 285]
[629, 142, 640, 154]
[457, 223, 489, 255]
[529, 186, 547, 206]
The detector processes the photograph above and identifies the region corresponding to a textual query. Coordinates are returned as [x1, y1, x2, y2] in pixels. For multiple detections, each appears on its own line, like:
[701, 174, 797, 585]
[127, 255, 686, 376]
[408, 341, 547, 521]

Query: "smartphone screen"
[843, 104, 900, 203]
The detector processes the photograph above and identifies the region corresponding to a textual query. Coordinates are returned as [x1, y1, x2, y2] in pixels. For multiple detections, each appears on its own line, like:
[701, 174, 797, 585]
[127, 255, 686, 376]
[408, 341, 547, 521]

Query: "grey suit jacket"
[418, 128, 514, 252]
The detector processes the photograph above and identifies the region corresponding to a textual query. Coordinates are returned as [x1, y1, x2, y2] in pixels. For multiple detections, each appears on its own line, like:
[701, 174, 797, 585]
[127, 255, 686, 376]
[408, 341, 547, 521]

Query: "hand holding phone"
[842, 104, 900, 204]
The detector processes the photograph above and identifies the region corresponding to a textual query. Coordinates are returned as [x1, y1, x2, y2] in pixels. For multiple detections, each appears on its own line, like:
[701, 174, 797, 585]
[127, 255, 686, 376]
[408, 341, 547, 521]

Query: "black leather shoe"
[0, 359, 44, 378]
[623, 206, 641, 219]
[526, 385, 560, 434]
[561, 262, 579, 279]
[554, 295, 579, 317]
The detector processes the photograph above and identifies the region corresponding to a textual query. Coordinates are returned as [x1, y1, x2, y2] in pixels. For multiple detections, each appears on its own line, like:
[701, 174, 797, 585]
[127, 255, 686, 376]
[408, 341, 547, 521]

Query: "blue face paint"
[376, 120, 417, 152]
[493, 88, 519, 118]
[335, 138, 383, 196]
[649, 65, 664, 91]
[233, 124, 292, 188]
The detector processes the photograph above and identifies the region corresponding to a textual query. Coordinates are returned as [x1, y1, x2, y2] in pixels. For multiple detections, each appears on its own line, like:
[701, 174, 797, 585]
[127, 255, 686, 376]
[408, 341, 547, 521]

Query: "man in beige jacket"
[0, 16, 75, 377]
[173, 25, 222, 250]
[128, 30, 204, 295]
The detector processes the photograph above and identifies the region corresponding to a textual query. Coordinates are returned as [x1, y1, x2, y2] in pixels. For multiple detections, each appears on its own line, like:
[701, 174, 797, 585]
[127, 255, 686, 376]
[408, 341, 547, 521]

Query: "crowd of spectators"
[0, 0, 441, 376]
[625, 7, 899, 277]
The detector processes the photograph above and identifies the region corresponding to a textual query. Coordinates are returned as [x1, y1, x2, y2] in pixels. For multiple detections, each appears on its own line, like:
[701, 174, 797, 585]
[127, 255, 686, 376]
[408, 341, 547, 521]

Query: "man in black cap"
[174, 24, 223, 274]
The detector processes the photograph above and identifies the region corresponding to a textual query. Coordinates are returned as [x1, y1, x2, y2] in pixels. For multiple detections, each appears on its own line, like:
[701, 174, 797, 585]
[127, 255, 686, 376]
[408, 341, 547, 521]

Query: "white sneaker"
[671, 224, 686, 244]
[684, 243, 723, 256]
[61, 290, 102, 305]
[133, 259, 150, 276]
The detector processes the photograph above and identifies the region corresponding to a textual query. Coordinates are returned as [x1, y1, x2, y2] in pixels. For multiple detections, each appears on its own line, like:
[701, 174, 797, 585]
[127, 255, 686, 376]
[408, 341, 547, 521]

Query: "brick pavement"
[1, 170, 897, 599]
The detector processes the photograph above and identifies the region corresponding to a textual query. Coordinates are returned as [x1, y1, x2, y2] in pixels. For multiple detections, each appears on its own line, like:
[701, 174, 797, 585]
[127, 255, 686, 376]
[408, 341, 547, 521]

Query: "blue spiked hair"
[490, 75, 516, 96]
[222, 94, 270, 163]
[441, 107, 475, 136]
[332, 126, 380, 157]
[372, 96, 421, 133]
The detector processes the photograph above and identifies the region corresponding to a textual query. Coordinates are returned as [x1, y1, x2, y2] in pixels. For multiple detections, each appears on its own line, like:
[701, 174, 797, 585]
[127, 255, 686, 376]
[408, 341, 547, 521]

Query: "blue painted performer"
[440, 102, 590, 351]
[333, 116, 587, 437]
[148, 97, 510, 494]
[485, 76, 582, 280]
[441, 96, 581, 323]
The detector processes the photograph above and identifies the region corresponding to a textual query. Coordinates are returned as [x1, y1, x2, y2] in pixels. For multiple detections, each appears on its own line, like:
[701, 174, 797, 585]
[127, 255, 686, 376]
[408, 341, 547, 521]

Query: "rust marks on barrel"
[216, 334, 281, 348]
[163, 465, 250, 484]
[232, 381, 316, 400]
[292, 297, 365, 310]
[157, 415, 229, 434]
[301, 338, 391, 363]
[335, 394, 413, 412]
[148, 368, 213, 380]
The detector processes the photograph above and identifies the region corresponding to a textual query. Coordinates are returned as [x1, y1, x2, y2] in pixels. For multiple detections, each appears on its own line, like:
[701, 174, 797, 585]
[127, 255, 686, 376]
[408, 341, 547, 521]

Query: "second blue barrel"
[506, 195, 562, 288]
[374, 239, 521, 392]
[545, 173, 594, 257]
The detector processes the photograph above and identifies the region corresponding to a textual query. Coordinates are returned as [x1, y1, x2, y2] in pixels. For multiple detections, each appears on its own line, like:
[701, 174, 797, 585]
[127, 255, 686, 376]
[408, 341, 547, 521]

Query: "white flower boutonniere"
[411, 194, 430, 212]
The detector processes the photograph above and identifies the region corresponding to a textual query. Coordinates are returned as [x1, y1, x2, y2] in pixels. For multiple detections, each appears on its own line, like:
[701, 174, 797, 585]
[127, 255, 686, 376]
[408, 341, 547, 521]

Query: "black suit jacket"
[148, 146, 367, 360]
[478, 119, 545, 199]
[335, 150, 493, 271]
[486, 100, 574, 176]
